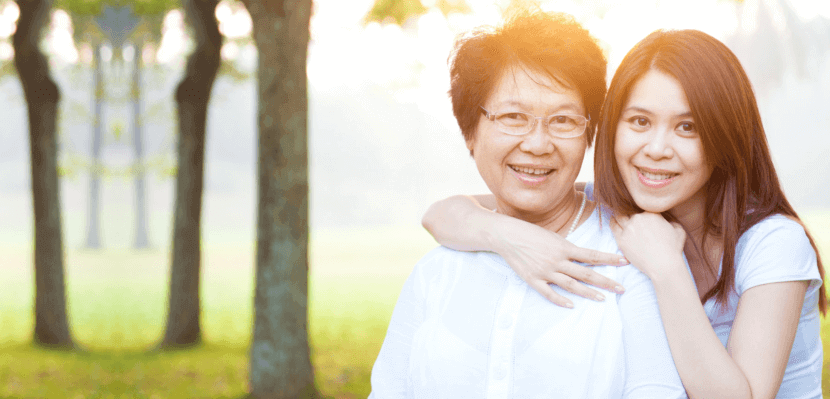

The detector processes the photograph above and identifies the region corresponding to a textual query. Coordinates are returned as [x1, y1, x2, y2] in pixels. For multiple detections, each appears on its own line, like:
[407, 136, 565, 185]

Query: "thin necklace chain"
[567, 191, 587, 237]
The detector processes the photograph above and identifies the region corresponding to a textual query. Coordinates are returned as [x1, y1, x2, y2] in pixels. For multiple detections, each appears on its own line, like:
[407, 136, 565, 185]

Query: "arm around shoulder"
[616, 267, 686, 398]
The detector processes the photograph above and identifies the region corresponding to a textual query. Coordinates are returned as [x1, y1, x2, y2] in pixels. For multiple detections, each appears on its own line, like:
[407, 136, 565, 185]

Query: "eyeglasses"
[480, 106, 589, 138]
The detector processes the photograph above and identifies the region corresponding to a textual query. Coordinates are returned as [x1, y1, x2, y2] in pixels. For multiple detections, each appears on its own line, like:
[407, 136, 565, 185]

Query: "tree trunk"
[13, 0, 74, 348]
[241, 0, 318, 397]
[133, 39, 150, 249]
[160, 0, 222, 348]
[85, 42, 103, 249]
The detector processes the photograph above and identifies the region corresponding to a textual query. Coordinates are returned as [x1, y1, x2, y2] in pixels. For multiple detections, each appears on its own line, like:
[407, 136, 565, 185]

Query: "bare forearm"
[422, 195, 508, 252]
[649, 265, 752, 399]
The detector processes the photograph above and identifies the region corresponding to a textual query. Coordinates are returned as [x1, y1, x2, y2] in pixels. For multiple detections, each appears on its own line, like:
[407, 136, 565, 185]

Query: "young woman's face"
[614, 69, 713, 217]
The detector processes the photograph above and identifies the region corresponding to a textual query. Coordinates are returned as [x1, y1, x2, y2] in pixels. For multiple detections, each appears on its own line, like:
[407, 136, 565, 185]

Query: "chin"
[630, 194, 673, 214]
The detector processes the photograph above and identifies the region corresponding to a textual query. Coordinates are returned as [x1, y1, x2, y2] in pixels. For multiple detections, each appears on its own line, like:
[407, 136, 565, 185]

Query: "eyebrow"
[493, 101, 584, 114]
[622, 106, 693, 118]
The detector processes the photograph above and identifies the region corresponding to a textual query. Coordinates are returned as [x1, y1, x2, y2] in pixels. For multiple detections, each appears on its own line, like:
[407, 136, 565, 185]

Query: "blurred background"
[1, 0, 829, 397]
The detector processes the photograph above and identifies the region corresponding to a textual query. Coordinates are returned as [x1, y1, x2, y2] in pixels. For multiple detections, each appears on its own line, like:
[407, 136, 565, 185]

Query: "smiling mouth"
[510, 165, 554, 176]
[637, 167, 678, 187]
[638, 168, 677, 180]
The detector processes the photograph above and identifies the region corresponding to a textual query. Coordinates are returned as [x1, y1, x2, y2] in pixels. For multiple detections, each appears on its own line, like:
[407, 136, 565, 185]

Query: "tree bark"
[13, 0, 74, 348]
[241, 0, 318, 397]
[85, 42, 103, 249]
[133, 39, 150, 249]
[160, 0, 222, 348]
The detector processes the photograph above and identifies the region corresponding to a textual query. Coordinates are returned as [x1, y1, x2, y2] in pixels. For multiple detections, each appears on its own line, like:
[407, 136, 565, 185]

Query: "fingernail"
[565, 302, 574, 309]
[619, 257, 629, 265]
[595, 294, 605, 301]
[614, 285, 625, 294]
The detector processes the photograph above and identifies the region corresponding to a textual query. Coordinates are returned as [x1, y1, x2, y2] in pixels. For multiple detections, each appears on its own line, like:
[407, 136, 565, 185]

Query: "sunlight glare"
[221, 41, 239, 61]
[0, 41, 12, 61]
[216, 1, 252, 39]
[46, 9, 78, 63]
[2, 1, 18, 22]
[156, 9, 187, 64]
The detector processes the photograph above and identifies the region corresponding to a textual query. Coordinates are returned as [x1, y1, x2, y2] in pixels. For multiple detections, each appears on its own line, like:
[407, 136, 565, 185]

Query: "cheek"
[613, 128, 632, 169]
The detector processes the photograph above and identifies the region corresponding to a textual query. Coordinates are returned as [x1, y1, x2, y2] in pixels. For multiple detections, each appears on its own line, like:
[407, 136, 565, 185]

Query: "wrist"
[645, 256, 690, 287]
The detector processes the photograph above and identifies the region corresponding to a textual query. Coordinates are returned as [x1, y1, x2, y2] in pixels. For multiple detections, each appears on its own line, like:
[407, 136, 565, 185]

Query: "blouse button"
[498, 315, 513, 329]
[494, 365, 507, 380]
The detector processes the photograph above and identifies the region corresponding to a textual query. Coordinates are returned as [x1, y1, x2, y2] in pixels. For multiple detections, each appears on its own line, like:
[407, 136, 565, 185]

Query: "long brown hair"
[594, 29, 826, 313]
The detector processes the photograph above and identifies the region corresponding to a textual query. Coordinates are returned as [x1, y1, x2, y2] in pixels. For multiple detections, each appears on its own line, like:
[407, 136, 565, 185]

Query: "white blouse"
[369, 208, 686, 399]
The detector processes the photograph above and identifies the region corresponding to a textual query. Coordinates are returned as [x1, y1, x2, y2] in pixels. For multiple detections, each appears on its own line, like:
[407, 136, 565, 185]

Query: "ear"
[465, 131, 475, 157]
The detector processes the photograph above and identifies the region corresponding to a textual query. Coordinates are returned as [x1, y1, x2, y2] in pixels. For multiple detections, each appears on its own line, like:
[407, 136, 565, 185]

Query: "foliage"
[0, 59, 15, 81]
[53, 0, 179, 16]
[363, 0, 427, 26]
[363, 0, 472, 26]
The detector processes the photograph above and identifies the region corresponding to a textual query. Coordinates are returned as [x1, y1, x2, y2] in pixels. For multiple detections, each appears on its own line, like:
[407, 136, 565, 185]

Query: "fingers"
[529, 281, 576, 309]
[547, 274, 607, 304]
[527, 270, 625, 309]
[571, 246, 628, 266]
[564, 261, 626, 293]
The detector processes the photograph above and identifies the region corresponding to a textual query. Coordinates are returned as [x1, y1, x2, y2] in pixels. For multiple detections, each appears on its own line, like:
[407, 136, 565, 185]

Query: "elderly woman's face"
[467, 66, 587, 220]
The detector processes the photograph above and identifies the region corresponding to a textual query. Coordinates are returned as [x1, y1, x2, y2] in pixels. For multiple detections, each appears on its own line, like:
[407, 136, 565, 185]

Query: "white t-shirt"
[705, 215, 823, 399]
[585, 183, 823, 398]
[369, 208, 686, 399]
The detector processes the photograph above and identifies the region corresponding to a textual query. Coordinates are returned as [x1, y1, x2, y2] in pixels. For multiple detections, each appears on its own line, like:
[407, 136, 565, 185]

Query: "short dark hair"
[448, 7, 607, 146]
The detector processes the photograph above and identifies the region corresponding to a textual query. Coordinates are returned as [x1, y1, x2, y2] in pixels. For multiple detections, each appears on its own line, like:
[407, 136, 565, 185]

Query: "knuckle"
[564, 279, 579, 291]
[581, 268, 594, 281]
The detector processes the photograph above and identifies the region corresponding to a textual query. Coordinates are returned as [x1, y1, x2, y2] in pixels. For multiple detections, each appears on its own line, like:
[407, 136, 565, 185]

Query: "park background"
[1, 0, 829, 397]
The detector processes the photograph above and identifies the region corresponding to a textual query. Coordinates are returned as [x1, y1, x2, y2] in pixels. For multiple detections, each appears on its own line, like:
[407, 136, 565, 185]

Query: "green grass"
[1, 212, 830, 398]
[0, 226, 436, 398]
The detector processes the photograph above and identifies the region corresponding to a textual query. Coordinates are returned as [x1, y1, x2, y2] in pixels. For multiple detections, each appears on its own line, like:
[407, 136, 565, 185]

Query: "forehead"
[624, 69, 691, 114]
[486, 65, 583, 112]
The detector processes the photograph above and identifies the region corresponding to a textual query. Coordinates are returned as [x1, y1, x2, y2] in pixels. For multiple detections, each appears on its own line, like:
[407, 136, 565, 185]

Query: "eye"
[497, 112, 530, 127]
[549, 115, 577, 126]
[626, 116, 650, 130]
[677, 121, 696, 134]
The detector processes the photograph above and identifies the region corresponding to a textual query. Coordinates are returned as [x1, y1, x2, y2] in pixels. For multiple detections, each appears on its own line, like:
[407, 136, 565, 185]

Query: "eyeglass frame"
[479, 106, 590, 139]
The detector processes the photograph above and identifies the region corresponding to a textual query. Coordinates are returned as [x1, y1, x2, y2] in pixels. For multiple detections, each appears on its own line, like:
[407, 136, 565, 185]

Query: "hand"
[610, 212, 686, 281]
[490, 220, 629, 308]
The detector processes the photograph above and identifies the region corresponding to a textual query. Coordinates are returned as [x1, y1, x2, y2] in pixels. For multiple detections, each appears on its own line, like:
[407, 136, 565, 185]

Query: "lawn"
[1, 212, 829, 398]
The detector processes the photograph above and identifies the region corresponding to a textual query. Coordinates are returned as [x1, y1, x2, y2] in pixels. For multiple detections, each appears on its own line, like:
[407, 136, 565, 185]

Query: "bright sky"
[1, 0, 828, 99]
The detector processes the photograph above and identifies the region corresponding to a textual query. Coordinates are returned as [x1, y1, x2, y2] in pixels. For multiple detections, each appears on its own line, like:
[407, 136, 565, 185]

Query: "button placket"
[485, 277, 527, 399]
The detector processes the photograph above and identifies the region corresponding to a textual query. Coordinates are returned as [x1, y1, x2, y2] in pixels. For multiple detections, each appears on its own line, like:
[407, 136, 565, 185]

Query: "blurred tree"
[85, 41, 104, 248]
[160, 0, 222, 348]
[239, 0, 317, 397]
[13, 0, 74, 348]
[725, 0, 830, 94]
[55, 0, 172, 250]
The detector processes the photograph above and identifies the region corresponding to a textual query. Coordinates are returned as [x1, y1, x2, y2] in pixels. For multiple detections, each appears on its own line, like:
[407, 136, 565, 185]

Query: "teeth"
[639, 169, 676, 181]
[512, 166, 551, 175]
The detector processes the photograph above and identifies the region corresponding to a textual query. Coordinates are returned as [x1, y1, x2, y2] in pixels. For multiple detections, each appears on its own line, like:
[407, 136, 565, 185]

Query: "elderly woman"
[369, 9, 685, 398]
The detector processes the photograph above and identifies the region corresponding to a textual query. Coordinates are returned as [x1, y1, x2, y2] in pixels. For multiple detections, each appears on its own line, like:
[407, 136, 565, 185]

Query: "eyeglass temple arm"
[480, 106, 496, 121]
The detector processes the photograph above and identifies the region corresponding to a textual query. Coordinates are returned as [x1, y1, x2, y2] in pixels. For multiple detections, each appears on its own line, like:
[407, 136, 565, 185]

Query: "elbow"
[421, 201, 439, 233]
[421, 195, 465, 234]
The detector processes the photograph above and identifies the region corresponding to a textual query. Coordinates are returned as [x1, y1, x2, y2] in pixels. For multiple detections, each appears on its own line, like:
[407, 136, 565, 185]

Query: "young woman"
[422, 30, 826, 399]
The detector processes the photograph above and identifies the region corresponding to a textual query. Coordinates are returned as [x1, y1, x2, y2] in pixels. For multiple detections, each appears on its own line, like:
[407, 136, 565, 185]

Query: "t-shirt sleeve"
[734, 217, 822, 296]
[617, 267, 687, 399]
[369, 250, 436, 398]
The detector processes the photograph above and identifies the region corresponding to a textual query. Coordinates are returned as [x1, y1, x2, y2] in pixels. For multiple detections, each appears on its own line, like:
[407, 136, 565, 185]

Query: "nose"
[642, 128, 674, 160]
[519, 117, 554, 155]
